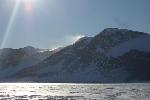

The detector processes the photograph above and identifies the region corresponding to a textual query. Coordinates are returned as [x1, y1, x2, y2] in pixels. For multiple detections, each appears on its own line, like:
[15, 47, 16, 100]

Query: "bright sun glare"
[22, 0, 34, 12]
[0, 0, 37, 48]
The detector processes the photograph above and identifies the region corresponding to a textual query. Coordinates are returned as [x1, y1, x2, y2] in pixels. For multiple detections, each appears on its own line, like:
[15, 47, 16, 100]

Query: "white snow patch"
[108, 35, 150, 57]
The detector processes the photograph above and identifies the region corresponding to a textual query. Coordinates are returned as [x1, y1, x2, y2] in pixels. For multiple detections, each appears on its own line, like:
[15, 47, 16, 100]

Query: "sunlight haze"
[0, 0, 150, 48]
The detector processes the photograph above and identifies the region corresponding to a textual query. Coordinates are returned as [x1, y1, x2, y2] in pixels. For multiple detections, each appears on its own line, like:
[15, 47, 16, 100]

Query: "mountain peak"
[86, 28, 147, 51]
[100, 28, 143, 36]
[103, 28, 121, 33]
[23, 46, 36, 50]
[20, 46, 40, 55]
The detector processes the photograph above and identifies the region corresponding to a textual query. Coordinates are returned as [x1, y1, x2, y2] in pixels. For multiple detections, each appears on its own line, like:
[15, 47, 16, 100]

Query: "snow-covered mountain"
[0, 28, 150, 83]
[0, 46, 58, 81]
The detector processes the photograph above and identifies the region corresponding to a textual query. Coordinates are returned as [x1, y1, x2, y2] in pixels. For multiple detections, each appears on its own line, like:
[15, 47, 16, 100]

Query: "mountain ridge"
[0, 28, 150, 83]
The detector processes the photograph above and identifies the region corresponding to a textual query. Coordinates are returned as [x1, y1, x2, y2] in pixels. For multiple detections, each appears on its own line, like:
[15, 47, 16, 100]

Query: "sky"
[0, 0, 150, 49]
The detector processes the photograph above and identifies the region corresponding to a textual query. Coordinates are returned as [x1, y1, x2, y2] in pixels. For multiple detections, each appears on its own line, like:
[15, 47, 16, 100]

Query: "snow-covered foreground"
[0, 83, 150, 100]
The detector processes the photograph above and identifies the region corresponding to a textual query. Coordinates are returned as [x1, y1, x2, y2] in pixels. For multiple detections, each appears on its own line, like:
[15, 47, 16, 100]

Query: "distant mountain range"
[0, 28, 150, 83]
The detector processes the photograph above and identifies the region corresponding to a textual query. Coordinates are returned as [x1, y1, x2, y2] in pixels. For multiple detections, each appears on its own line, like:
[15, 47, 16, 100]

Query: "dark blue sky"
[0, 0, 150, 49]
